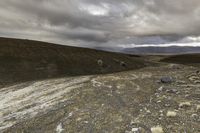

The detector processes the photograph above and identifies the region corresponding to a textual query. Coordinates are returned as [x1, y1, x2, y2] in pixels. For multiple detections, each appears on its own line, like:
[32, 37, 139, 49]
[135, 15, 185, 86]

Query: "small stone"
[162, 95, 167, 99]
[84, 121, 89, 124]
[179, 102, 191, 108]
[120, 61, 127, 67]
[170, 64, 181, 69]
[146, 110, 151, 113]
[56, 123, 64, 133]
[196, 70, 200, 74]
[197, 105, 200, 111]
[160, 76, 174, 84]
[97, 59, 103, 66]
[151, 126, 164, 133]
[68, 112, 73, 117]
[188, 76, 199, 82]
[157, 100, 162, 103]
[166, 89, 178, 94]
[191, 114, 198, 119]
[77, 117, 82, 121]
[184, 94, 190, 98]
[165, 104, 170, 107]
[166, 111, 177, 117]
[160, 113, 164, 117]
[158, 86, 164, 91]
[132, 128, 139, 132]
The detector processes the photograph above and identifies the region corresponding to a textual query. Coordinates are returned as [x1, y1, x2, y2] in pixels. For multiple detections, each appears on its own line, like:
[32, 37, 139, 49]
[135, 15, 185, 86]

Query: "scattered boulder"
[97, 59, 103, 67]
[166, 111, 177, 117]
[160, 76, 174, 84]
[151, 126, 164, 133]
[120, 61, 127, 67]
[179, 102, 191, 108]
[131, 128, 139, 132]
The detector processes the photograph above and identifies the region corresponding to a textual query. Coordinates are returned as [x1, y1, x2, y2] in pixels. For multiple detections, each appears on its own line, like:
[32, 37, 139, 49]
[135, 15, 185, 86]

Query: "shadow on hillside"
[0, 56, 151, 87]
[160, 54, 200, 67]
[0, 37, 154, 87]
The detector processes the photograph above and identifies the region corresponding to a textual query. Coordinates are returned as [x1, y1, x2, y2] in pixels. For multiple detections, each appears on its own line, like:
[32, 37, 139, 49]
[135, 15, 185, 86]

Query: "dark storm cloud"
[0, 0, 200, 47]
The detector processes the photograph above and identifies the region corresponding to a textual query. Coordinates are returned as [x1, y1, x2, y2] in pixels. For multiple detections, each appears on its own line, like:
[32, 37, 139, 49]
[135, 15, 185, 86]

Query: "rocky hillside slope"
[0, 37, 150, 86]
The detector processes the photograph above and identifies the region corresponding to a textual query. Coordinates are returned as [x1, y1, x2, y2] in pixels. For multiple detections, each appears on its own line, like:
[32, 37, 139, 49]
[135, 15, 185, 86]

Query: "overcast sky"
[0, 0, 200, 48]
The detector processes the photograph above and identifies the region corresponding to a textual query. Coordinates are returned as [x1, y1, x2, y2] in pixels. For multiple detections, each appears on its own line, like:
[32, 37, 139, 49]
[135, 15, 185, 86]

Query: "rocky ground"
[0, 62, 199, 133]
[0, 38, 199, 133]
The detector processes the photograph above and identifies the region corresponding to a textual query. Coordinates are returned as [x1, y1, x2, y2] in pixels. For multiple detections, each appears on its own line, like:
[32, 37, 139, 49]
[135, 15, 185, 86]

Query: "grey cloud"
[57, 28, 110, 42]
[0, 0, 200, 47]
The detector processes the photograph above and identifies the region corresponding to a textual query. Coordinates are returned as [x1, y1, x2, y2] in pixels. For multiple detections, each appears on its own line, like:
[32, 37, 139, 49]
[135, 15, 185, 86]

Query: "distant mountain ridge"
[123, 46, 200, 55]
[94, 35, 200, 54]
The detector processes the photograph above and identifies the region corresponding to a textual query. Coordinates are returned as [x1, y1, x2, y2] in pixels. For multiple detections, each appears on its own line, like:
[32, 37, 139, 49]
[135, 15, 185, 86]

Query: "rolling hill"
[0, 37, 150, 86]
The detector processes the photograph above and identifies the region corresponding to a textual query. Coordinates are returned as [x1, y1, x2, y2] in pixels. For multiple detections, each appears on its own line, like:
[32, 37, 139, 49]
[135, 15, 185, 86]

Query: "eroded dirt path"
[0, 76, 91, 130]
[1, 64, 200, 133]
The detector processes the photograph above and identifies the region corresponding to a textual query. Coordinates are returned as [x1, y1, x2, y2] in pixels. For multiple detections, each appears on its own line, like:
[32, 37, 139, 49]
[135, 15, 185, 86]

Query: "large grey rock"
[160, 76, 174, 83]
